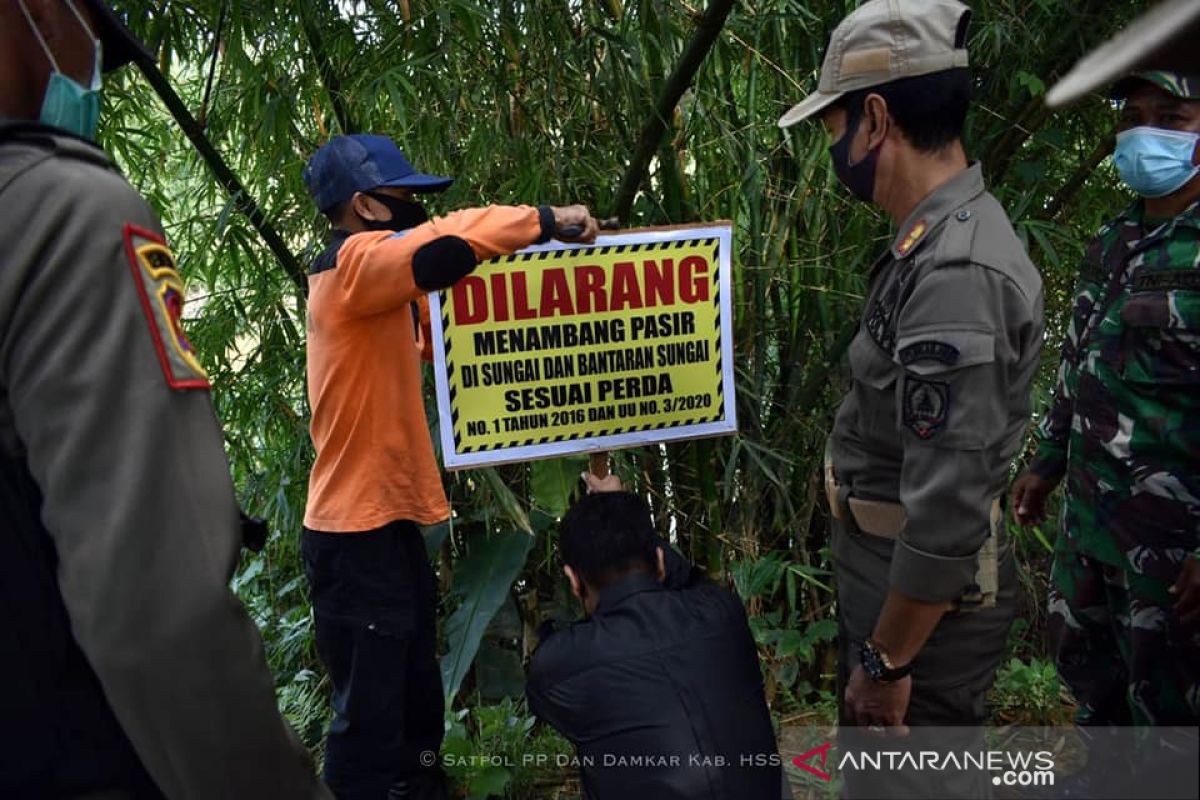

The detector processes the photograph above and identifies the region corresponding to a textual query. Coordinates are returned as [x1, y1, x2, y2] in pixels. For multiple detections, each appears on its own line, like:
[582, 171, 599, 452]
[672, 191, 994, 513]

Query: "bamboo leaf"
[529, 456, 589, 519]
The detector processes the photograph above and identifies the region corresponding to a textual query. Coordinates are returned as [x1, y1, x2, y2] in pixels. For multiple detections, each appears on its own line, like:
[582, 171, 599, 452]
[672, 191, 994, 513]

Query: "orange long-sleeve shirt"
[304, 204, 549, 531]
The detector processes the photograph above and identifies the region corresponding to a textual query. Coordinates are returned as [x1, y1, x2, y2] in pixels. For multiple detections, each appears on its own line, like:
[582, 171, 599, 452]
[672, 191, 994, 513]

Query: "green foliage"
[94, 1, 1149, 791]
[989, 657, 1073, 725]
[731, 553, 837, 708]
[442, 531, 534, 702]
[443, 699, 574, 799]
[529, 456, 590, 519]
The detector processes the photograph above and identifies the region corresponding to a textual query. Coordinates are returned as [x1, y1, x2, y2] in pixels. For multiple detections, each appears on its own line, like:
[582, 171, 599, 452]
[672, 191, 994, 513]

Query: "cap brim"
[778, 90, 843, 129]
[380, 173, 455, 193]
[82, 0, 153, 72]
[1045, 0, 1200, 108]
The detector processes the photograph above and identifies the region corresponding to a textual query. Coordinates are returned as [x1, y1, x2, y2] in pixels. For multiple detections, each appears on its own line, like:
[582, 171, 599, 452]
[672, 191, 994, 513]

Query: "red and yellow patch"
[123, 224, 209, 390]
[896, 219, 927, 257]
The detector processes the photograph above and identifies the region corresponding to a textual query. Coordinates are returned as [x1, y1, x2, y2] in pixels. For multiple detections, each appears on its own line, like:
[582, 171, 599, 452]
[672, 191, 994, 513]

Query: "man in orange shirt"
[301, 134, 597, 800]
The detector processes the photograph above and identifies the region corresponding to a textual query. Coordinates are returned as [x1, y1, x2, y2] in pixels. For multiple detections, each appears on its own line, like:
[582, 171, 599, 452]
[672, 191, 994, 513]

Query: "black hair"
[325, 200, 351, 225]
[839, 68, 971, 153]
[559, 492, 658, 589]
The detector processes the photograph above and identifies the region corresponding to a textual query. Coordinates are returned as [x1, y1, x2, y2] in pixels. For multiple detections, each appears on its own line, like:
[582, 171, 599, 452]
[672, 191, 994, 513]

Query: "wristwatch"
[859, 638, 912, 683]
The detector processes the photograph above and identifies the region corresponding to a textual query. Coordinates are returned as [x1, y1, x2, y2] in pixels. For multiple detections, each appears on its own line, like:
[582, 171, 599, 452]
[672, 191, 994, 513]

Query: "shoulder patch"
[896, 219, 927, 257]
[899, 340, 960, 366]
[902, 377, 949, 439]
[123, 224, 210, 390]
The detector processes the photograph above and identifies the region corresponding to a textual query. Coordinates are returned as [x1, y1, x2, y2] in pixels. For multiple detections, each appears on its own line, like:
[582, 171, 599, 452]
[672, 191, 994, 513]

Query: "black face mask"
[829, 105, 881, 203]
[360, 190, 429, 232]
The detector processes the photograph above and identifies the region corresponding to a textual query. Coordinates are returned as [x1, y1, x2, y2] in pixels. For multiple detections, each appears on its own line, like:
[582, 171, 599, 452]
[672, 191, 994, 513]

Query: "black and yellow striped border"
[442, 237, 726, 454]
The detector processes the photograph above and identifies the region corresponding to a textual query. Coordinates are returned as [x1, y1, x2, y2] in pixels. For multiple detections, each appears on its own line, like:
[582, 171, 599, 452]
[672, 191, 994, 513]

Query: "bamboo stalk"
[610, 0, 735, 221]
[131, 55, 307, 291]
[299, 0, 360, 135]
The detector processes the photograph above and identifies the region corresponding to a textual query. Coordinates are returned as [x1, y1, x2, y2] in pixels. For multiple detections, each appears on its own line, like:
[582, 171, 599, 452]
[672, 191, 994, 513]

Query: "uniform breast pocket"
[848, 329, 898, 390]
[848, 330, 901, 436]
[1120, 288, 1200, 386]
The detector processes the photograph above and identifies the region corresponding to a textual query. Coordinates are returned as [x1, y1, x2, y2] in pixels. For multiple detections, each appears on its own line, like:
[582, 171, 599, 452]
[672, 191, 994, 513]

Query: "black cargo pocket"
[1120, 288, 1200, 385]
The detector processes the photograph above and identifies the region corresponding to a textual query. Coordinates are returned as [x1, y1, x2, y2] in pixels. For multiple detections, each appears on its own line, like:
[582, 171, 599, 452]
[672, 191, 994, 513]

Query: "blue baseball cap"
[303, 134, 454, 213]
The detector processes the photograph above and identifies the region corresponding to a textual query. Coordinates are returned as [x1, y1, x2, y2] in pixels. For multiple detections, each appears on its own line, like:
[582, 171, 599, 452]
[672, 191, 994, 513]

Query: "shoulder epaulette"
[932, 202, 979, 269]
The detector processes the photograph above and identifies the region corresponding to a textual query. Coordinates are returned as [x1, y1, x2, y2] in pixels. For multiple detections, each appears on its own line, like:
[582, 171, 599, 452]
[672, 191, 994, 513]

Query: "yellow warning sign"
[429, 223, 737, 469]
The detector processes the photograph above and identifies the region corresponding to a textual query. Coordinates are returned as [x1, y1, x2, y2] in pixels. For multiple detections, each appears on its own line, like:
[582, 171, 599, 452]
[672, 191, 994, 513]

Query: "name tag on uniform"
[1133, 271, 1200, 292]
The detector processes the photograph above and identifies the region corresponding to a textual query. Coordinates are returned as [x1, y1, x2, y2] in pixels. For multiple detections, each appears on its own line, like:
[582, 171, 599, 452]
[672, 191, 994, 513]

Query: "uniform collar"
[889, 162, 986, 260]
[594, 572, 663, 613]
[1115, 197, 1200, 230]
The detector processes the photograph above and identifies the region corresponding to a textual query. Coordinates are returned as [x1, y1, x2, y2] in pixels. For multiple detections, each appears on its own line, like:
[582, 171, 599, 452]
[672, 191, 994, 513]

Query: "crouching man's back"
[526, 487, 782, 799]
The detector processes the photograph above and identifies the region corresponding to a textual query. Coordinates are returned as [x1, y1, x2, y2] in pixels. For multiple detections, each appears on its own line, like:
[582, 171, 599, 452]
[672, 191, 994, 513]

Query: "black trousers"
[302, 521, 445, 800]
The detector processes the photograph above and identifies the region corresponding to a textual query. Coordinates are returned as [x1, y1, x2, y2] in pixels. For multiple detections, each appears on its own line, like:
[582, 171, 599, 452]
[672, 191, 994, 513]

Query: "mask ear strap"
[62, 0, 98, 39]
[15, 0, 62, 73]
[62, 0, 102, 87]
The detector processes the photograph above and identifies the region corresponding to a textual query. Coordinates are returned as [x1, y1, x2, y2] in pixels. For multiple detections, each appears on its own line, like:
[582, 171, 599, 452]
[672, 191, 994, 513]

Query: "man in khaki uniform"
[0, 2, 329, 797]
[779, 0, 1043, 793]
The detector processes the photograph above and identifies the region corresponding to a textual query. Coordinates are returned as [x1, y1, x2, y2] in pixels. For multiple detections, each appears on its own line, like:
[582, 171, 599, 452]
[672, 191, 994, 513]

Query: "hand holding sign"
[551, 206, 599, 243]
[582, 469, 623, 493]
[559, 216, 622, 240]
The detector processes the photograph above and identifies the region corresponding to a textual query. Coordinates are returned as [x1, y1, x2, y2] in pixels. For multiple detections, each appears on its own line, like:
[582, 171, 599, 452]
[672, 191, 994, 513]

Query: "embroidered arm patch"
[123, 224, 210, 390]
[899, 340, 960, 367]
[903, 377, 949, 439]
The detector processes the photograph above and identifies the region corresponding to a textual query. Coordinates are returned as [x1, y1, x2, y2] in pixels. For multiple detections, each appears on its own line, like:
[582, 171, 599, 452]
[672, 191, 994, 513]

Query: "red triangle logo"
[791, 741, 833, 781]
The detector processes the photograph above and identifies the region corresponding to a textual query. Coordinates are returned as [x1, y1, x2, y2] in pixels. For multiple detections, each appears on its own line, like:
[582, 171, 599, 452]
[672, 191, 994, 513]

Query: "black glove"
[239, 510, 269, 553]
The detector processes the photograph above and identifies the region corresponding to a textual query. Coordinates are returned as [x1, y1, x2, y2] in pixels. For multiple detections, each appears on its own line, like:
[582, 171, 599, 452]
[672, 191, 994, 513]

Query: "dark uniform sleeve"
[1028, 262, 1104, 481]
[526, 635, 584, 743]
[0, 149, 329, 798]
[887, 264, 1025, 603]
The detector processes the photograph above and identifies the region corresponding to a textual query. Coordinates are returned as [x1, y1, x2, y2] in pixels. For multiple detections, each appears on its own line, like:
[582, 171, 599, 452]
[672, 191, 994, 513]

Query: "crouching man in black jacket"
[526, 473, 784, 799]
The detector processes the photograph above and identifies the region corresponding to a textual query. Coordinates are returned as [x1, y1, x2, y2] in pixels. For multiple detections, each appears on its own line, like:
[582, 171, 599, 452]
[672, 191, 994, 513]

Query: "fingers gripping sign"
[551, 205, 600, 243]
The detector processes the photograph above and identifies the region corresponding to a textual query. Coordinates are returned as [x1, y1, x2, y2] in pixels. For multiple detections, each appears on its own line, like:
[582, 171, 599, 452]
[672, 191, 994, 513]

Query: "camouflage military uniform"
[1031, 188, 1200, 724]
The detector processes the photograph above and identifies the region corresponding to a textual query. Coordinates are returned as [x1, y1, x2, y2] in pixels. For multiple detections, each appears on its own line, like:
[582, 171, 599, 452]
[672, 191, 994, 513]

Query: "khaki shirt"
[0, 123, 330, 799]
[830, 163, 1044, 604]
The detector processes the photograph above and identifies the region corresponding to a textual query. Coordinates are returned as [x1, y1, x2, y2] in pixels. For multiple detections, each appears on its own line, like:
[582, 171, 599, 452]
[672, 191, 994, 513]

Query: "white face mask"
[17, 0, 104, 140]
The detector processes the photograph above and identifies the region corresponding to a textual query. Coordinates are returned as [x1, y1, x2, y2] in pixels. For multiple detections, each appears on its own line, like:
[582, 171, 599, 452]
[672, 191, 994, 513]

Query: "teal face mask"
[1113, 126, 1200, 199]
[17, 0, 103, 140]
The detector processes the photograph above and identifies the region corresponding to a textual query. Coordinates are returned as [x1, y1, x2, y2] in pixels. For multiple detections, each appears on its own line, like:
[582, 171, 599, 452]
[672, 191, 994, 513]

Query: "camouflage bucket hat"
[1112, 71, 1200, 101]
